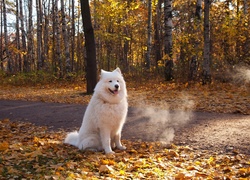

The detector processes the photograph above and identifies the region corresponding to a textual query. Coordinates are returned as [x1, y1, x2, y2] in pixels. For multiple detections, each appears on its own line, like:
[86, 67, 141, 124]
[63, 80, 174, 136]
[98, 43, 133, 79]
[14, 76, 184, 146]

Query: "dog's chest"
[95, 101, 127, 126]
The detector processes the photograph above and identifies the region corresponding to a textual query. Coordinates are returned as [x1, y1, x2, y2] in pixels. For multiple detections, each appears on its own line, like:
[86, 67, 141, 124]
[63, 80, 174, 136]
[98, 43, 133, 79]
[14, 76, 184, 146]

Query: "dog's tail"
[64, 131, 79, 147]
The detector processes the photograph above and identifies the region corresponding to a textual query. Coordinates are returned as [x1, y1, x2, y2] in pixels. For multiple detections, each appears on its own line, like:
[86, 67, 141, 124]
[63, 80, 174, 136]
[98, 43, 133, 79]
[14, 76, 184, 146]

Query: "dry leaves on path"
[0, 79, 249, 114]
[0, 119, 250, 179]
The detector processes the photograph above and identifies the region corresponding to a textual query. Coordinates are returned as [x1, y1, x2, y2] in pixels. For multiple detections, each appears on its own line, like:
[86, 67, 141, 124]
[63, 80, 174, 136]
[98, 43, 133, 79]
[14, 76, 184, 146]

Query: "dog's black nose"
[115, 84, 119, 89]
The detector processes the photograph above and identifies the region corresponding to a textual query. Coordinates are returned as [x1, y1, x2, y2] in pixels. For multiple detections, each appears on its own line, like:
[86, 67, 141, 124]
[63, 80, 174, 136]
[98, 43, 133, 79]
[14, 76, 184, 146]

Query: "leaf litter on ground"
[0, 119, 249, 179]
[0, 78, 250, 179]
[0, 78, 249, 114]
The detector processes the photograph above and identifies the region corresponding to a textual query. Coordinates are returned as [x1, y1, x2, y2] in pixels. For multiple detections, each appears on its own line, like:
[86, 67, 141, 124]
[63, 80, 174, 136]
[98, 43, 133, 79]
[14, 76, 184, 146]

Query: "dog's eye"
[109, 80, 112, 83]
[117, 80, 119, 82]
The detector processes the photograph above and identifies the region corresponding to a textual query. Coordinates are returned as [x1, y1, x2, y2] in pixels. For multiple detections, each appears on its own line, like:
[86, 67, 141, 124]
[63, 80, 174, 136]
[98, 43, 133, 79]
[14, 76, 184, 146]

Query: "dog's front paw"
[105, 150, 115, 154]
[117, 145, 126, 150]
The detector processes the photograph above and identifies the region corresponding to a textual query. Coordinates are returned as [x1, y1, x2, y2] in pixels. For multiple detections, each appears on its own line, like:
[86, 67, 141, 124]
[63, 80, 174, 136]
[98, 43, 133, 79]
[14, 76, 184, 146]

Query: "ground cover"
[0, 78, 249, 179]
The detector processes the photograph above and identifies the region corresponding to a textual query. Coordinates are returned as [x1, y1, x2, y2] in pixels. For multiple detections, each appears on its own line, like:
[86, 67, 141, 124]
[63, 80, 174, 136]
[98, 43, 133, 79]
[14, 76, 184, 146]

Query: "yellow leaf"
[0, 141, 9, 151]
[175, 172, 185, 178]
[120, 170, 125, 175]
[99, 165, 113, 173]
[100, 159, 109, 165]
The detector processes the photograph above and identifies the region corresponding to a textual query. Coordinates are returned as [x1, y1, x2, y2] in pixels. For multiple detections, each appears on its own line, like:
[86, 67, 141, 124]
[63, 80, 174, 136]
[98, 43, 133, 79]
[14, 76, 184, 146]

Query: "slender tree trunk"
[3, 0, 12, 72]
[243, 0, 249, 61]
[164, 0, 174, 81]
[43, 0, 50, 71]
[16, 0, 21, 72]
[195, 0, 202, 20]
[189, 0, 202, 81]
[123, 27, 129, 71]
[53, 0, 63, 77]
[154, 0, 162, 70]
[52, 0, 56, 74]
[76, 9, 81, 73]
[202, 0, 212, 84]
[71, 0, 75, 72]
[243, 0, 248, 14]
[80, 0, 97, 94]
[19, 0, 27, 72]
[36, 0, 43, 70]
[0, 1, 3, 70]
[61, 0, 71, 74]
[27, 0, 34, 72]
[146, 0, 152, 69]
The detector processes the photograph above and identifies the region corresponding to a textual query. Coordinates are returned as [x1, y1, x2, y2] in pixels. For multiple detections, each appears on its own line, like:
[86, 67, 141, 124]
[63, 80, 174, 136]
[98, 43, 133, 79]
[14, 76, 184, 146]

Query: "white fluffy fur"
[64, 68, 128, 154]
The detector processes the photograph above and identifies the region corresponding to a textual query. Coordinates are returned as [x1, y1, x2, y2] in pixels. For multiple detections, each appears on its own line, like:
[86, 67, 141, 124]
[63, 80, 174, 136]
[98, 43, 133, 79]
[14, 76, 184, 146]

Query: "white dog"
[65, 68, 128, 154]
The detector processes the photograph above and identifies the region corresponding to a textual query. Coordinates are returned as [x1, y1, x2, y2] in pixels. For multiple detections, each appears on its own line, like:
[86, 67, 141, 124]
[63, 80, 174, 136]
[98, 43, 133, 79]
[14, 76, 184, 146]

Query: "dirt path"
[0, 100, 249, 155]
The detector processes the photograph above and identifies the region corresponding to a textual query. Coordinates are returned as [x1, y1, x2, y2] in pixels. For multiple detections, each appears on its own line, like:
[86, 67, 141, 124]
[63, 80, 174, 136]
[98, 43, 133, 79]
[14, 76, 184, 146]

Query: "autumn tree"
[26, 0, 34, 72]
[189, 0, 202, 81]
[0, 0, 2, 70]
[61, 0, 71, 74]
[19, 0, 27, 72]
[145, 0, 152, 69]
[164, 0, 174, 81]
[1, 0, 249, 84]
[202, 0, 212, 84]
[154, 0, 162, 70]
[3, 0, 12, 72]
[36, 0, 43, 70]
[80, 0, 97, 94]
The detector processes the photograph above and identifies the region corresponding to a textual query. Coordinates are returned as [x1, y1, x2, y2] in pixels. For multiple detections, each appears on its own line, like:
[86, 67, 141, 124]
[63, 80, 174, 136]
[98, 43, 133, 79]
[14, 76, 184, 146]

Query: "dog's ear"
[100, 69, 106, 79]
[114, 67, 121, 74]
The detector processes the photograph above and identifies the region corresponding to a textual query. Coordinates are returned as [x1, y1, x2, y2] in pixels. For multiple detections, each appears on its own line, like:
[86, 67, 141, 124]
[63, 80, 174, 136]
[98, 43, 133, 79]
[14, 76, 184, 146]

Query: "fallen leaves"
[0, 79, 249, 114]
[0, 119, 249, 179]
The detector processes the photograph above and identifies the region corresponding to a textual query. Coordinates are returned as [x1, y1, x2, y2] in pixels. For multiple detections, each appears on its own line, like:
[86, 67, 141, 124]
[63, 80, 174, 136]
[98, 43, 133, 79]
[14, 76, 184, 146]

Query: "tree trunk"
[189, 0, 202, 81]
[243, 0, 249, 62]
[26, 0, 34, 72]
[154, 0, 162, 70]
[36, 0, 43, 70]
[80, 0, 97, 94]
[52, 0, 56, 74]
[71, 0, 75, 72]
[243, 0, 248, 14]
[54, 0, 63, 77]
[61, 0, 71, 74]
[0, 1, 3, 70]
[19, 0, 27, 72]
[43, 0, 50, 71]
[164, 0, 174, 81]
[202, 0, 212, 84]
[15, 0, 21, 72]
[195, 0, 202, 20]
[145, 0, 152, 69]
[3, 0, 12, 72]
[224, 0, 231, 65]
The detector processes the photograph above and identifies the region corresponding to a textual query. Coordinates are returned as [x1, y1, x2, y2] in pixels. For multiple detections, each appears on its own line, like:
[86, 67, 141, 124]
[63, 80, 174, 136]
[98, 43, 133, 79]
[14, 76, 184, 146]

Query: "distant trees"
[0, 0, 250, 83]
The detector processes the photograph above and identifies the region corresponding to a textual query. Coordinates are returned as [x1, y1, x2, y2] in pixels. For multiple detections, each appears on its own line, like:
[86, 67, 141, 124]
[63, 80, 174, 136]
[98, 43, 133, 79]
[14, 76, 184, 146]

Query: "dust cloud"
[137, 95, 194, 144]
[234, 66, 250, 84]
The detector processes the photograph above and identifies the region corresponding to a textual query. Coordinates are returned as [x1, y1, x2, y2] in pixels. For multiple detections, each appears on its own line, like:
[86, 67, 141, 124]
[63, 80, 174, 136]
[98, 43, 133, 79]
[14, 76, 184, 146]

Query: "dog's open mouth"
[108, 88, 119, 95]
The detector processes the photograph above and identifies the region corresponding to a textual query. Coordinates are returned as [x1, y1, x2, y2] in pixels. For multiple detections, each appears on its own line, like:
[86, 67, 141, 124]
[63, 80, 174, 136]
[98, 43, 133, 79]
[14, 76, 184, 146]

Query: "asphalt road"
[1, 100, 250, 154]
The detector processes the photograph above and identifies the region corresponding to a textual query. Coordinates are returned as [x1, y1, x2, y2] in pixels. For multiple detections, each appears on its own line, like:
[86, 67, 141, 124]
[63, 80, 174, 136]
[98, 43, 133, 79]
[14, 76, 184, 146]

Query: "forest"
[1, 1, 250, 179]
[1, 0, 249, 85]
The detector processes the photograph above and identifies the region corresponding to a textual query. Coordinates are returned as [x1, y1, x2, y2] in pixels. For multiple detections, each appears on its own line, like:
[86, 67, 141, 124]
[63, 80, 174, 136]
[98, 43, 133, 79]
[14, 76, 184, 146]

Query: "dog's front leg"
[100, 129, 114, 154]
[115, 133, 126, 150]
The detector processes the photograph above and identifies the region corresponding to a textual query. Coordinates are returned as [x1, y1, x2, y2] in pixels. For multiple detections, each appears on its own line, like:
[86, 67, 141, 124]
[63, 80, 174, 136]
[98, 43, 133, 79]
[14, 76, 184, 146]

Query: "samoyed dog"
[64, 68, 128, 154]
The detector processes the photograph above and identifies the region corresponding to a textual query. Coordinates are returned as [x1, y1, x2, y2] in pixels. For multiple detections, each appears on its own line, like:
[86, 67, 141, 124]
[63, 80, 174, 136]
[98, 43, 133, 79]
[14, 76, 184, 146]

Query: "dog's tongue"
[113, 90, 119, 94]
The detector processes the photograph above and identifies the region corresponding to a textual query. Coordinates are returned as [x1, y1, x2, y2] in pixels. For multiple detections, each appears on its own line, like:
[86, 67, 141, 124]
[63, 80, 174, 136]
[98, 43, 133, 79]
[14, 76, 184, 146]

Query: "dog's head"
[94, 67, 127, 104]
